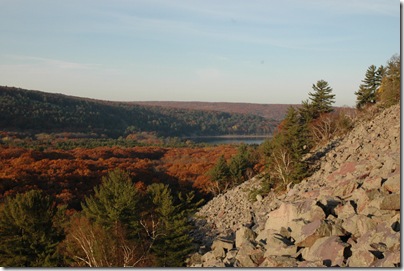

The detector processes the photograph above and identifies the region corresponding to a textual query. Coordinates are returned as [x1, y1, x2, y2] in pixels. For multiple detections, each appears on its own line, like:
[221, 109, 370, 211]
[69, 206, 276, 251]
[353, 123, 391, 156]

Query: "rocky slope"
[187, 104, 400, 267]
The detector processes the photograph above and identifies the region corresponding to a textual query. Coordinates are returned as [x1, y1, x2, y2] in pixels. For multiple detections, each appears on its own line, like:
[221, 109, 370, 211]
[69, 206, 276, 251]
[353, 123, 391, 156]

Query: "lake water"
[187, 136, 270, 145]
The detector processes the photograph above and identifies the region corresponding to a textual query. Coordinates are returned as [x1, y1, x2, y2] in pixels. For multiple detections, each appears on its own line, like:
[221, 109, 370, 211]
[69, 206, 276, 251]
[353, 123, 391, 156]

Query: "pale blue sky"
[0, 0, 400, 106]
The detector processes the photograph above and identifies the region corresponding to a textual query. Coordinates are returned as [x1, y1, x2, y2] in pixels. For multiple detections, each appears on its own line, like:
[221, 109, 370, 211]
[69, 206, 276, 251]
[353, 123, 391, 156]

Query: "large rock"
[348, 248, 375, 267]
[201, 251, 215, 263]
[348, 188, 369, 214]
[362, 177, 383, 190]
[382, 174, 400, 194]
[341, 214, 376, 238]
[234, 241, 264, 267]
[334, 201, 356, 219]
[302, 236, 348, 267]
[235, 226, 256, 248]
[264, 202, 299, 231]
[295, 219, 345, 247]
[295, 199, 326, 222]
[264, 233, 296, 257]
[380, 194, 400, 210]
[259, 255, 297, 267]
[211, 238, 234, 259]
[333, 179, 357, 198]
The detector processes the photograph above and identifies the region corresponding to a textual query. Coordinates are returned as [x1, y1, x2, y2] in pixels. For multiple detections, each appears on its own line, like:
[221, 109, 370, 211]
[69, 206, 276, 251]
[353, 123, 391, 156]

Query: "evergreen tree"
[0, 190, 63, 267]
[81, 169, 140, 237]
[228, 144, 254, 185]
[80, 169, 142, 266]
[308, 80, 335, 118]
[207, 155, 231, 194]
[265, 107, 311, 187]
[147, 183, 194, 267]
[355, 65, 385, 109]
[299, 99, 316, 123]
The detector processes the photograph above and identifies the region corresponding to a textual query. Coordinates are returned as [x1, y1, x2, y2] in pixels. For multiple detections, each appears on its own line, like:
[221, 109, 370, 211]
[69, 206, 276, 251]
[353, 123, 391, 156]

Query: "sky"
[0, 0, 400, 106]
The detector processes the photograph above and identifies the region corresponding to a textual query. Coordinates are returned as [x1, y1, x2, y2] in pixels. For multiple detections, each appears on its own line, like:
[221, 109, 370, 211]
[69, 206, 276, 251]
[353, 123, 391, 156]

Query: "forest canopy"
[0, 86, 277, 138]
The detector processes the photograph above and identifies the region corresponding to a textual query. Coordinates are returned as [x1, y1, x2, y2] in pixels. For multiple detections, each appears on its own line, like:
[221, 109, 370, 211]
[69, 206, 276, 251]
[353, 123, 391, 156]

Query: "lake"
[186, 136, 270, 145]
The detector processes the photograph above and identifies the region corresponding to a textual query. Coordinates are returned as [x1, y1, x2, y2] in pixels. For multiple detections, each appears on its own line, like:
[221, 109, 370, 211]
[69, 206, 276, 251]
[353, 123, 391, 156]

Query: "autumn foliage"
[0, 145, 238, 209]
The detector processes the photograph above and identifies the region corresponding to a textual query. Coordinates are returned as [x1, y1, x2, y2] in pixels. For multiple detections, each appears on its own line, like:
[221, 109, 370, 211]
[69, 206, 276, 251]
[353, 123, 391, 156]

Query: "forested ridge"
[0, 86, 277, 137]
[133, 101, 293, 121]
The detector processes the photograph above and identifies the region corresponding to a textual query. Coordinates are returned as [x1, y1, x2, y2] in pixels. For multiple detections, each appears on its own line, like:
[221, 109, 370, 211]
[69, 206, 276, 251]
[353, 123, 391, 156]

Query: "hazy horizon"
[0, 0, 399, 107]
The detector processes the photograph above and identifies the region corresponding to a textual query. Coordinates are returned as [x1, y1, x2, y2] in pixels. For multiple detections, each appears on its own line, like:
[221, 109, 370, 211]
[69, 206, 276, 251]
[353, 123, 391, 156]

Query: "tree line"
[0, 86, 276, 138]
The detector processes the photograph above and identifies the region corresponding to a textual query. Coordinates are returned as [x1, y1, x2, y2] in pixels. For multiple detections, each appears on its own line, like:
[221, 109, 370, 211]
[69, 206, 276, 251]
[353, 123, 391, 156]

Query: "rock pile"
[188, 104, 400, 267]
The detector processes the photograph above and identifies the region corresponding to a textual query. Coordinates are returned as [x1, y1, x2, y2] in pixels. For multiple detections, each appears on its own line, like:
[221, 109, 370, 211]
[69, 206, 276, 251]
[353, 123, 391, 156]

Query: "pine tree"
[228, 144, 254, 185]
[0, 190, 63, 267]
[308, 80, 335, 118]
[355, 65, 385, 109]
[80, 169, 142, 266]
[299, 99, 316, 123]
[147, 183, 194, 267]
[265, 107, 311, 187]
[81, 169, 140, 236]
[207, 155, 231, 194]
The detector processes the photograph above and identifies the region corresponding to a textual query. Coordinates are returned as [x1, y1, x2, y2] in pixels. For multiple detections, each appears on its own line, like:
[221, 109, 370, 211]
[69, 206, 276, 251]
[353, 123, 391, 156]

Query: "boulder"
[264, 233, 296, 257]
[334, 201, 356, 219]
[301, 236, 348, 267]
[380, 194, 400, 210]
[211, 238, 234, 259]
[379, 156, 398, 179]
[234, 241, 264, 267]
[264, 203, 299, 231]
[296, 219, 343, 247]
[284, 219, 306, 243]
[295, 199, 326, 222]
[341, 214, 376, 238]
[333, 179, 357, 198]
[349, 188, 369, 214]
[362, 177, 383, 190]
[382, 174, 400, 194]
[259, 255, 297, 267]
[348, 249, 375, 267]
[201, 251, 215, 263]
[235, 226, 257, 248]
[255, 228, 278, 244]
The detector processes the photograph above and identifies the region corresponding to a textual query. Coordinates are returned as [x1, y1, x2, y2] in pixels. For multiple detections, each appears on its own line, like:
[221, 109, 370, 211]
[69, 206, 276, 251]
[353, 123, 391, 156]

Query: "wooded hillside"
[133, 101, 294, 121]
[0, 86, 279, 138]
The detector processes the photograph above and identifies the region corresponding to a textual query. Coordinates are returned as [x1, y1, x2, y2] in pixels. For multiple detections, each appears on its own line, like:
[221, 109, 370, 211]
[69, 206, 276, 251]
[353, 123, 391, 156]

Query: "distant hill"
[133, 101, 295, 121]
[0, 86, 286, 138]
